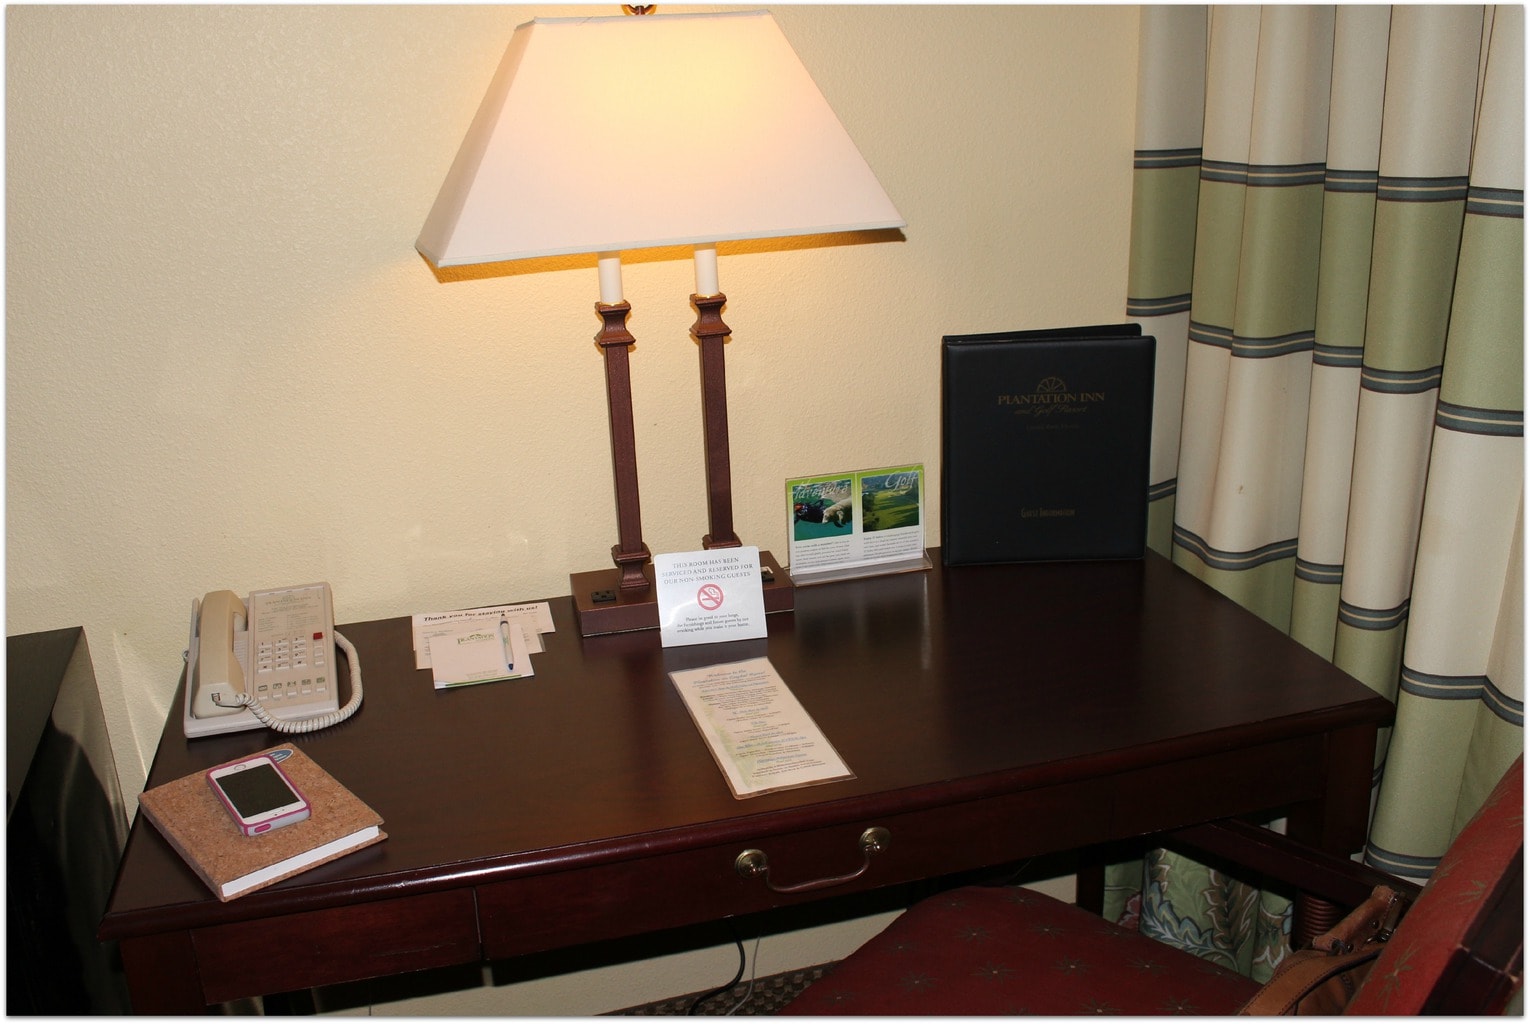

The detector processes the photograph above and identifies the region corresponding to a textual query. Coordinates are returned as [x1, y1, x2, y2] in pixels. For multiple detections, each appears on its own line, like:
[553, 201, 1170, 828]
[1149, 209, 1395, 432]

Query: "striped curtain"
[1119, 4, 1523, 980]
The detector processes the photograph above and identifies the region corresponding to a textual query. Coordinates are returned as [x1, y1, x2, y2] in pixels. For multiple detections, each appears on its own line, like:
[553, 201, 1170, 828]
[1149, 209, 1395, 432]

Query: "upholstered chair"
[783, 757, 1522, 1015]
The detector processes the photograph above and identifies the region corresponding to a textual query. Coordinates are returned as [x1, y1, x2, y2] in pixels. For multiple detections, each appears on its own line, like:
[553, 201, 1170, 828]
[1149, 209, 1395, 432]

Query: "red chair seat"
[786, 757, 1523, 1016]
[781, 885, 1260, 1015]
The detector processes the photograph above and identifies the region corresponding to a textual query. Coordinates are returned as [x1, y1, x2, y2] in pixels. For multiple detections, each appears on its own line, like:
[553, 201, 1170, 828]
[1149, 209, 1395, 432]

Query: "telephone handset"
[184, 582, 363, 738]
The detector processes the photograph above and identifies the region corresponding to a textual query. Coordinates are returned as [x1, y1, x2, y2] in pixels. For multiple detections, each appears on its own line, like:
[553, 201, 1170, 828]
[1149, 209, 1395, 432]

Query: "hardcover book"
[941, 324, 1155, 565]
[137, 744, 385, 901]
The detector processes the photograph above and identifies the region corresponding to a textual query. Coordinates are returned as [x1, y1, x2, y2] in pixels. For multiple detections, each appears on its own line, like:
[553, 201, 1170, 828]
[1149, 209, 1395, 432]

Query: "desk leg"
[120, 931, 207, 1014]
[1285, 723, 1381, 947]
[1075, 862, 1105, 916]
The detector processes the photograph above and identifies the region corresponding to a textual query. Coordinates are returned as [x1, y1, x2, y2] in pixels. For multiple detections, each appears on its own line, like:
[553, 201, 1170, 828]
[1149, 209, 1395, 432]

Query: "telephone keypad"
[246, 584, 340, 721]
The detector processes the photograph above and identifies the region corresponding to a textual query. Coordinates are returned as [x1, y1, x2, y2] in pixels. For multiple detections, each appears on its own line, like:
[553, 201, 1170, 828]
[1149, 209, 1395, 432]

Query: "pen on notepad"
[498, 618, 515, 672]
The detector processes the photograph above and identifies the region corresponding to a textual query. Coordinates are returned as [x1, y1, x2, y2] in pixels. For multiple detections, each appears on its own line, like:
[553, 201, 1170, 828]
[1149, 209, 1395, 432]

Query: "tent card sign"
[786, 464, 930, 585]
[655, 547, 768, 648]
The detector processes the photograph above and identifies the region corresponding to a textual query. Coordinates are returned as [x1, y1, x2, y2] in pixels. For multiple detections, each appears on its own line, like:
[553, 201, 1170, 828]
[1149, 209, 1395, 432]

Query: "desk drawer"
[191, 889, 479, 1003]
[480, 779, 1103, 959]
[480, 737, 1326, 959]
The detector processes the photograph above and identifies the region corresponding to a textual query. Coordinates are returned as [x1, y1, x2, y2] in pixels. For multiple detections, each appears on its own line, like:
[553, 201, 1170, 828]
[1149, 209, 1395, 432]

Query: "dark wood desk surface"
[101, 552, 1393, 1012]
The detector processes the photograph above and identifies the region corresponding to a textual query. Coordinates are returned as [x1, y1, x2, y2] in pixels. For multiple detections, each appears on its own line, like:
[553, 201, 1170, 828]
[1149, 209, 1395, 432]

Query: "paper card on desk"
[413, 602, 553, 669]
[669, 657, 855, 799]
[428, 619, 532, 689]
[786, 464, 928, 584]
[655, 548, 767, 648]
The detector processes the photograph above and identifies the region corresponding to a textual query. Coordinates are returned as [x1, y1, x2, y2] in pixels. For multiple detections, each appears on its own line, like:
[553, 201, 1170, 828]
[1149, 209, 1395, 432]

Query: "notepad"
[137, 746, 385, 901]
[428, 619, 532, 688]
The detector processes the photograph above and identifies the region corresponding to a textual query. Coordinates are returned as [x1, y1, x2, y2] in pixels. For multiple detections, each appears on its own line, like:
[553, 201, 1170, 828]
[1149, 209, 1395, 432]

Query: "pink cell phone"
[206, 754, 311, 836]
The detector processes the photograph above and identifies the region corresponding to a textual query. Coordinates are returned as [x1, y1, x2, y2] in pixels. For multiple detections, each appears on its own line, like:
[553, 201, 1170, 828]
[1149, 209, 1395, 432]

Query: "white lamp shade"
[416, 10, 905, 268]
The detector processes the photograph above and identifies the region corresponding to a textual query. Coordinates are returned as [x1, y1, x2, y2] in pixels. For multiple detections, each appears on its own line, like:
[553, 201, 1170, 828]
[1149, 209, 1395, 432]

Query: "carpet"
[610, 964, 836, 1015]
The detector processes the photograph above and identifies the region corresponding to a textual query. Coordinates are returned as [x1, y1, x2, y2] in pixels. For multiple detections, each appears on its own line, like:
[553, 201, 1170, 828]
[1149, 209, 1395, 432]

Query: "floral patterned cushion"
[1346, 755, 1523, 1014]
[780, 885, 1260, 1015]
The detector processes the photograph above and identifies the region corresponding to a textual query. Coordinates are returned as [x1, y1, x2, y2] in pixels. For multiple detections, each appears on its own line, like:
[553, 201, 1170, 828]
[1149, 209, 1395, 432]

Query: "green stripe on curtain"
[1130, 162, 1201, 301]
[1363, 195, 1470, 367]
[1187, 180, 1245, 331]
[1367, 691, 1497, 877]
[1290, 573, 1341, 660]
[1312, 184, 1377, 346]
[1440, 212, 1525, 410]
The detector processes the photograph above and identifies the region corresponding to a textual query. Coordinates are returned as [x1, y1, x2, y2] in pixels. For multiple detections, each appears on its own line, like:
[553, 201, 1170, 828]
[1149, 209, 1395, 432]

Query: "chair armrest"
[1165, 819, 1422, 909]
[1423, 847, 1523, 1014]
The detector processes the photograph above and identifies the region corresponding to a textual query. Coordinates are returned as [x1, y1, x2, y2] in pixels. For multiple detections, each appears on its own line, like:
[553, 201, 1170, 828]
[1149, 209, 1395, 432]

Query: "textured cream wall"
[7, 0, 1137, 849]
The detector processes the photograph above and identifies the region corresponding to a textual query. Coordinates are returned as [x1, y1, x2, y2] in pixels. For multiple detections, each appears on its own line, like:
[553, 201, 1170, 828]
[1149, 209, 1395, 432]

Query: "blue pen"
[498, 618, 515, 673]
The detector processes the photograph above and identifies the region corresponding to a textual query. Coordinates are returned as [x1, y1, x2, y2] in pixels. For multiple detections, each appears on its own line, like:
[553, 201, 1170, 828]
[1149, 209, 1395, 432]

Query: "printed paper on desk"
[412, 602, 554, 669]
[669, 657, 855, 798]
[655, 547, 767, 648]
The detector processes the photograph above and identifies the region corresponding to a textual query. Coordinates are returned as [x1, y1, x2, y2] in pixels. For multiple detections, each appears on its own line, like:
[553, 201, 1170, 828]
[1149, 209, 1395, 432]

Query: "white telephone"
[184, 582, 362, 738]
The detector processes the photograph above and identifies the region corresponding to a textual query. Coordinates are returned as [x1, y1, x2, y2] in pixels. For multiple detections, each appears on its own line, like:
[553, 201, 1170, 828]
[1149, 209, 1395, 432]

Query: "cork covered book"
[941, 324, 1155, 565]
[137, 744, 385, 901]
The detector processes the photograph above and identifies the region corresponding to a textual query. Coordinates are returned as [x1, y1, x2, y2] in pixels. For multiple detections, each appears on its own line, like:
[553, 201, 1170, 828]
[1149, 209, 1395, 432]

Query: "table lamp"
[416, 9, 905, 636]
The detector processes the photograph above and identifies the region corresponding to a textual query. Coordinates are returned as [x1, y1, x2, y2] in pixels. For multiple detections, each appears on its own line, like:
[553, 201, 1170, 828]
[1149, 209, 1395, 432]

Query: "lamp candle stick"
[692, 276, 740, 550]
[594, 282, 653, 594]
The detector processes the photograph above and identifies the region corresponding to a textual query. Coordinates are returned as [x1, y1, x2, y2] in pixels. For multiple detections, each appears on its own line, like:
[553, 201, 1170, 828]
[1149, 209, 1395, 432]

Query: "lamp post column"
[595, 300, 653, 593]
[692, 291, 741, 550]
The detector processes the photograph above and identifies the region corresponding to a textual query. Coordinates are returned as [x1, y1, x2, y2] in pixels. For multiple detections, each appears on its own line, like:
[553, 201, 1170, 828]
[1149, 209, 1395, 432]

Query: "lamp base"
[571, 549, 795, 637]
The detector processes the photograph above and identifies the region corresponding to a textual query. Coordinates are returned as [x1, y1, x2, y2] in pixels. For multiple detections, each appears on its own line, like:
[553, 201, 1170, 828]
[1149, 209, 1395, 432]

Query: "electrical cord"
[723, 933, 763, 1015]
[686, 926, 747, 1015]
[985, 856, 1035, 887]
[213, 629, 363, 733]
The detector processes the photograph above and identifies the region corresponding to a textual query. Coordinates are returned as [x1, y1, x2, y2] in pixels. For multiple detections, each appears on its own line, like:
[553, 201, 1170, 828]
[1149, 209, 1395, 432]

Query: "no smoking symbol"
[697, 583, 725, 610]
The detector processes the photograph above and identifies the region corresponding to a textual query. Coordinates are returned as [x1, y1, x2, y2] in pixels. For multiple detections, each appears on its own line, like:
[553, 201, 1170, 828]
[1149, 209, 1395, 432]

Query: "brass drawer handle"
[734, 827, 891, 894]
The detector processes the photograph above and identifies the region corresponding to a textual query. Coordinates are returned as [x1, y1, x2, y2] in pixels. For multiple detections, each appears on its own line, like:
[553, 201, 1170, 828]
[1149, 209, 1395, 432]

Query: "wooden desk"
[100, 553, 1393, 1013]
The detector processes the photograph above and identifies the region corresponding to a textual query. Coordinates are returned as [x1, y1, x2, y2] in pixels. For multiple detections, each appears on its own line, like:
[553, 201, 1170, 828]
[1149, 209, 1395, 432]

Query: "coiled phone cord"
[213, 629, 364, 734]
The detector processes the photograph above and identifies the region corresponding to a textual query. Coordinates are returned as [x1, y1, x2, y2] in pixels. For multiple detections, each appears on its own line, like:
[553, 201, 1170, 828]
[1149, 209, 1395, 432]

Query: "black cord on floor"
[986, 857, 1035, 887]
[685, 925, 746, 1015]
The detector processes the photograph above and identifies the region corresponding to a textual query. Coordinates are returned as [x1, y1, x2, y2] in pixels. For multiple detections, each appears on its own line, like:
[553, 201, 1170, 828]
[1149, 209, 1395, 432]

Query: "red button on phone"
[253, 823, 271, 834]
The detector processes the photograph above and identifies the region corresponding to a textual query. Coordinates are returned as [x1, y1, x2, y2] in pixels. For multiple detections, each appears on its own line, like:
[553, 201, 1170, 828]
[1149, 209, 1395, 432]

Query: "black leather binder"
[941, 324, 1155, 565]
